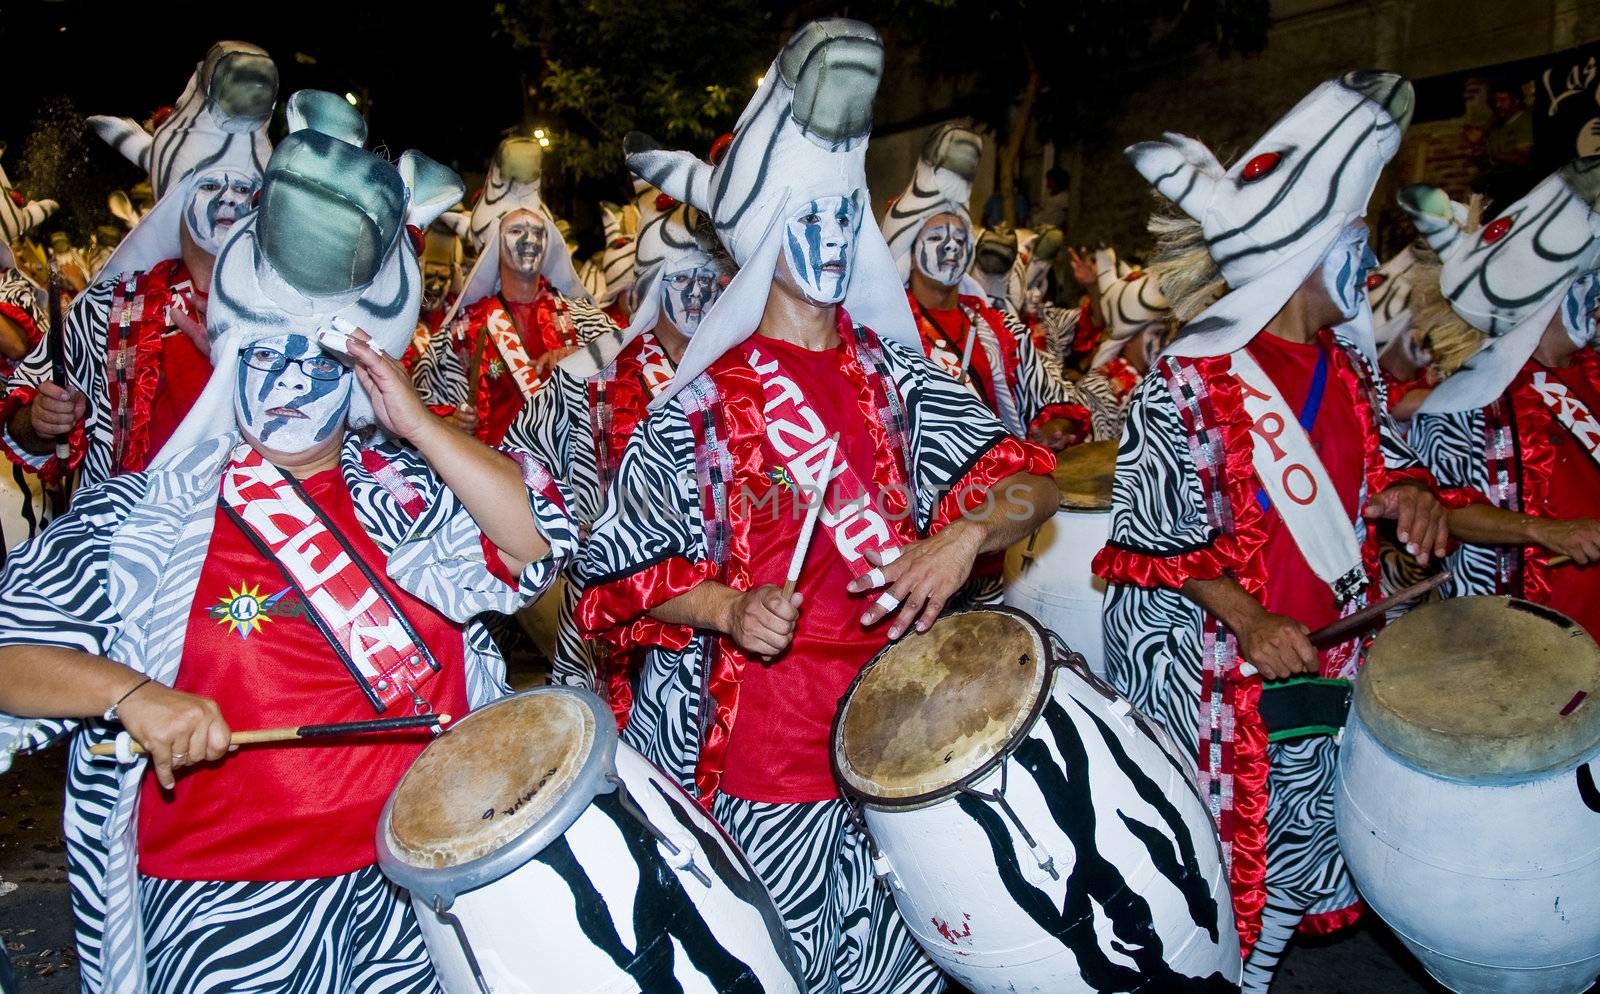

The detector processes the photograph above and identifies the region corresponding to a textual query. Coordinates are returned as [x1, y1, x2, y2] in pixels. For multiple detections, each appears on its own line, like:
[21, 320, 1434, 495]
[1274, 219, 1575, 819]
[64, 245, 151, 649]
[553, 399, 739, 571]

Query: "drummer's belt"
[1256, 678, 1353, 742]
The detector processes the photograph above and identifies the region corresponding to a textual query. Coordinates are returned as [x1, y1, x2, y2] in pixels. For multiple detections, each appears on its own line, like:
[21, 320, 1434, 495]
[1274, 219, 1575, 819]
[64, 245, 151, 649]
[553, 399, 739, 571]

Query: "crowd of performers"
[0, 22, 1597, 994]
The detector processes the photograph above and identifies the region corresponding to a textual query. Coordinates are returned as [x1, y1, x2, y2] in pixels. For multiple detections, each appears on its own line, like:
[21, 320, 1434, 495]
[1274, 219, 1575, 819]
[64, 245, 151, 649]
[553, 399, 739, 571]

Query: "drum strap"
[1256, 677, 1352, 742]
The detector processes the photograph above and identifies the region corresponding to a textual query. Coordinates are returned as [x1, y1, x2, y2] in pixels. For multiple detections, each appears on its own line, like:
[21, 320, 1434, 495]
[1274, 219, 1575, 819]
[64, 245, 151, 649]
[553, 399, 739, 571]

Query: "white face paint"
[422, 261, 452, 311]
[660, 264, 727, 337]
[234, 333, 353, 453]
[913, 214, 973, 287]
[1560, 273, 1600, 348]
[500, 210, 548, 279]
[1024, 262, 1050, 314]
[185, 168, 260, 256]
[1318, 222, 1379, 323]
[781, 195, 858, 304]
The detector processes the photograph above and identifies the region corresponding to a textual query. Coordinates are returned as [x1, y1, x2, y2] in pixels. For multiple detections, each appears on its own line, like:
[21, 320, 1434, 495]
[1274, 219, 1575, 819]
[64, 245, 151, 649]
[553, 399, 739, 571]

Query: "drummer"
[1092, 73, 1452, 992]
[0, 124, 576, 992]
[577, 20, 1055, 994]
[1405, 161, 1600, 636]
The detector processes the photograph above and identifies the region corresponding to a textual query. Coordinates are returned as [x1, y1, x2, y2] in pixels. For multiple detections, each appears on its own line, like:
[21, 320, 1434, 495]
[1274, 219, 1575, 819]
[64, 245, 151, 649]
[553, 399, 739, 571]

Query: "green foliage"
[494, 0, 769, 182]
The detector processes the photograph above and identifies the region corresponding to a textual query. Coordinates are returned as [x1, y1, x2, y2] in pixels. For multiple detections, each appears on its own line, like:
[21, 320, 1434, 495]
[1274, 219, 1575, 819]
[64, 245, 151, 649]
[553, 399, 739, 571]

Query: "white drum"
[378, 687, 804, 994]
[832, 607, 1240, 993]
[1003, 440, 1114, 677]
[0, 462, 52, 562]
[1336, 596, 1600, 994]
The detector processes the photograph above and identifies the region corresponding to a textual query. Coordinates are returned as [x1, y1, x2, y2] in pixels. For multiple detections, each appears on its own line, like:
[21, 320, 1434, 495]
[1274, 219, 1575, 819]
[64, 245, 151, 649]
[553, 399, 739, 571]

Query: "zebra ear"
[625, 132, 713, 213]
[1398, 184, 1464, 259]
[86, 115, 153, 172]
[434, 209, 470, 240]
[286, 90, 368, 147]
[398, 151, 466, 232]
[1126, 134, 1219, 217]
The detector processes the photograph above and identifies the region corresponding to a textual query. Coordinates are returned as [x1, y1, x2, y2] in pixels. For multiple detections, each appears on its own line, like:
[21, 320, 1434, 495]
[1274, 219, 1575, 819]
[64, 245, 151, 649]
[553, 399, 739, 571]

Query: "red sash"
[220, 443, 440, 713]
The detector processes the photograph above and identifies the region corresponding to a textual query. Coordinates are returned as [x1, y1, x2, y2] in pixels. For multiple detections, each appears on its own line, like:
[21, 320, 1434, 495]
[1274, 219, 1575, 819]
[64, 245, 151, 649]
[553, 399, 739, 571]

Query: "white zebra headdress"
[88, 40, 277, 200]
[1409, 158, 1600, 413]
[1006, 226, 1063, 315]
[584, 200, 639, 308]
[1095, 247, 1170, 342]
[969, 225, 1017, 305]
[881, 121, 983, 289]
[0, 146, 57, 272]
[1128, 70, 1413, 358]
[563, 203, 728, 377]
[154, 112, 463, 465]
[1368, 243, 1420, 348]
[448, 135, 589, 328]
[624, 17, 914, 406]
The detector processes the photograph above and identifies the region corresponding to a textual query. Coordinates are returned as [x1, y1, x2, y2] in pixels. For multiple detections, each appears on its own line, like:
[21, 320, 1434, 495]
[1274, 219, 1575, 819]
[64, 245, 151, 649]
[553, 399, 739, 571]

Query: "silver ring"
[172, 753, 187, 763]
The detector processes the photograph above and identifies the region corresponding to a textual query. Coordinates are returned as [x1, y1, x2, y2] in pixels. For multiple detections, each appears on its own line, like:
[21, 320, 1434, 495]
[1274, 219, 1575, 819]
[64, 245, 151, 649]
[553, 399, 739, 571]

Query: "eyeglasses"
[239, 346, 347, 381]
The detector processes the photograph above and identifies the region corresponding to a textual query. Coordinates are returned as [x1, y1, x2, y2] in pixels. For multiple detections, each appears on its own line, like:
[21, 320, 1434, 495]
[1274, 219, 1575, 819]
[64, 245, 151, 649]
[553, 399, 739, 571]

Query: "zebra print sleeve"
[879, 338, 1024, 530]
[1409, 409, 1487, 494]
[502, 361, 570, 479]
[1100, 369, 1219, 564]
[409, 313, 468, 409]
[0, 272, 43, 344]
[567, 297, 622, 345]
[0, 280, 109, 478]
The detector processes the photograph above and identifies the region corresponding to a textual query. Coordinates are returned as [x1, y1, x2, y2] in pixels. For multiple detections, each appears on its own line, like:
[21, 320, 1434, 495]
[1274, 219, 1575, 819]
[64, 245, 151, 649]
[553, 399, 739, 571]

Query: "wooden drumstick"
[89, 713, 452, 758]
[1238, 571, 1451, 678]
[782, 433, 840, 599]
[1548, 555, 1575, 569]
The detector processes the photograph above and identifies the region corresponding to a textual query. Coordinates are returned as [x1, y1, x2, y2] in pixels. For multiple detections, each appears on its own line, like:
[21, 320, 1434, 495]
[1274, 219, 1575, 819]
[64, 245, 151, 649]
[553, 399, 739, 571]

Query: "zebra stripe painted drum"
[1003, 441, 1116, 677]
[832, 607, 1240, 993]
[1336, 595, 1600, 994]
[377, 687, 804, 994]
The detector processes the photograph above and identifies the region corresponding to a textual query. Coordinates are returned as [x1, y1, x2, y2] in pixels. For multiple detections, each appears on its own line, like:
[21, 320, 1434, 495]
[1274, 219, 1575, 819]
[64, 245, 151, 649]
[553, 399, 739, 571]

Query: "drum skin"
[380, 691, 803, 994]
[848, 619, 1240, 993]
[1336, 598, 1600, 994]
[1002, 508, 1111, 677]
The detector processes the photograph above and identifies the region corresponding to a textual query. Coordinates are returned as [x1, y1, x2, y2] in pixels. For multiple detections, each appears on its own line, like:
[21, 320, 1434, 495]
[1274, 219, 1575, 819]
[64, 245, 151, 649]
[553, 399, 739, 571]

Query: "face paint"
[500, 210, 547, 278]
[781, 195, 857, 304]
[234, 333, 352, 453]
[1319, 223, 1377, 322]
[185, 168, 261, 256]
[913, 215, 973, 287]
[1561, 273, 1600, 348]
[422, 261, 452, 311]
[660, 264, 726, 337]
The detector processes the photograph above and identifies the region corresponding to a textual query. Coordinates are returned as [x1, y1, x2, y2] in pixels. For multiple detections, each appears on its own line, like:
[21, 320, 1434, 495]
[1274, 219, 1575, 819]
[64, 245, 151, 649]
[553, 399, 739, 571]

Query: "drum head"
[833, 608, 1049, 804]
[1053, 440, 1117, 511]
[382, 688, 611, 878]
[1359, 596, 1600, 782]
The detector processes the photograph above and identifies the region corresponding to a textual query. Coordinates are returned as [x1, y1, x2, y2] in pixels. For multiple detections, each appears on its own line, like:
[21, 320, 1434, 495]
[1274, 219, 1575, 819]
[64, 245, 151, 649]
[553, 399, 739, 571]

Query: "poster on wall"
[1373, 40, 1600, 257]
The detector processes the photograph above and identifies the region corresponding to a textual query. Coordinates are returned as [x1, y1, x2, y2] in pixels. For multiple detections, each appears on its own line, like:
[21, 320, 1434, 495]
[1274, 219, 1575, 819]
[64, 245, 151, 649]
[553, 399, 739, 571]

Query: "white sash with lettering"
[638, 334, 675, 397]
[746, 345, 903, 611]
[1530, 370, 1600, 470]
[1231, 348, 1366, 604]
[221, 443, 438, 711]
[485, 304, 545, 401]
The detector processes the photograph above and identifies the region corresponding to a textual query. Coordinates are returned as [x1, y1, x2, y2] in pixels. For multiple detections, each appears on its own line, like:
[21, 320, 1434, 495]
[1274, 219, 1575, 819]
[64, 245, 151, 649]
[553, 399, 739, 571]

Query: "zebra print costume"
[0, 270, 49, 556]
[0, 431, 576, 993]
[0, 153, 56, 254]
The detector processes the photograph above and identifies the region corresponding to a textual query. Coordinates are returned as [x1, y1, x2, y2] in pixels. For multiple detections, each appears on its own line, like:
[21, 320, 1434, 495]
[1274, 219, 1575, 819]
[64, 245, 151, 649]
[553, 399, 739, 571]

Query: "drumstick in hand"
[782, 433, 840, 599]
[89, 713, 452, 759]
[1237, 571, 1451, 679]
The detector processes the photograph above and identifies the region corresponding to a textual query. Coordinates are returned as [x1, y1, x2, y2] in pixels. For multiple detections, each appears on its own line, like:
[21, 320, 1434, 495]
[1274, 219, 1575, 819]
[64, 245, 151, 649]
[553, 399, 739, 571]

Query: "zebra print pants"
[139, 866, 439, 994]
[711, 794, 943, 994]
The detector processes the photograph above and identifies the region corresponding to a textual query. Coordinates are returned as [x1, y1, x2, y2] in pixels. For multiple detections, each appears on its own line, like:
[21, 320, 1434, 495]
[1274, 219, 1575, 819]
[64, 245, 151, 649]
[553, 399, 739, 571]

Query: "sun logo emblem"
[210, 584, 281, 640]
[767, 466, 796, 492]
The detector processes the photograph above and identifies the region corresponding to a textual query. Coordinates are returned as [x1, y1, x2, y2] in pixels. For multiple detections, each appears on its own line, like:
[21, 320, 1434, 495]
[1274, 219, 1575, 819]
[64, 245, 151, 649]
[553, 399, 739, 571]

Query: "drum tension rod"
[958, 765, 1060, 881]
[432, 895, 494, 994]
[607, 774, 714, 888]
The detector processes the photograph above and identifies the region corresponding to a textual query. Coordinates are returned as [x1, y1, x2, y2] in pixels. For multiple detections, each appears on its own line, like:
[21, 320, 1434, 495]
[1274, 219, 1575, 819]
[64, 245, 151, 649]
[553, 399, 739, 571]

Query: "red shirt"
[143, 330, 213, 466]
[481, 295, 576, 446]
[718, 337, 894, 803]
[137, 467, 470, 881]
[1245, 331, 1366, 646]
[1526, 360, 1600, 637]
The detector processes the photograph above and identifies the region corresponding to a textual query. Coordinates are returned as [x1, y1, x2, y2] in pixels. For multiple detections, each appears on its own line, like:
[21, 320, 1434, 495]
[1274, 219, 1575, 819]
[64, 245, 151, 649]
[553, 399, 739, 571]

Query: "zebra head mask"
[1406, 157, 1600, 414]
[1095, 247, 1171, 342]
[88, 40, 277, 200]
[153, 109, 464, 463]
[1006, 226, 1064, 317]
[624, 18, 915, 407]
[0, 145, 57, 273]
[447, 136, 589, 331]
[1128, 70, 1414, 359]
[421, 220, 465, 312]
[970, 225, 1017, 307]
[882, 122, 983, 291]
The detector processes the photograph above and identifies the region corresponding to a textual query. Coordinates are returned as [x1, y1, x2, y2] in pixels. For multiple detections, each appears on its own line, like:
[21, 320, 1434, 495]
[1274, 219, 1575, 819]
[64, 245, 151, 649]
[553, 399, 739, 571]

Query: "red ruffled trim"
[932, 436, 1055, 529]
[1227, 672, 1270, 956]
[0, 383, 86, 484]
[426, 403, 457, 420]
[479, 533, 518, 588]
[1091, 532, 1248, 589]
[0, 301, 40, 353]
[1299, 900, 1365, 936]
[1383, 371, 1429, 412]
[576, 554, 717, 652]
[1028, 402, 1091, 444]
[1095, 357, 1141, 400]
